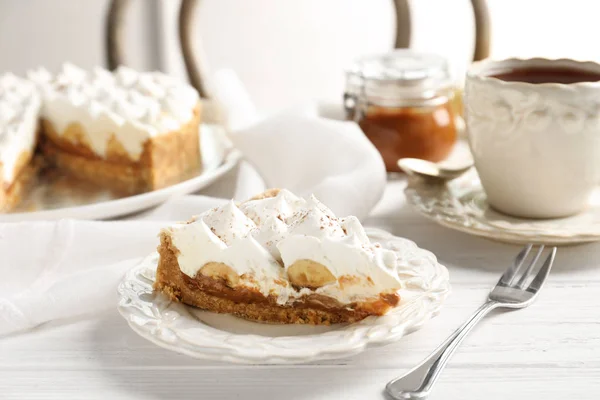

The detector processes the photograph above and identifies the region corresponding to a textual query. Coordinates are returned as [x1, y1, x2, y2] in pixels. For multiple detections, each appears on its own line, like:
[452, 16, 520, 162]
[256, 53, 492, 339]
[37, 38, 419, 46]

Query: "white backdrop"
[0, 0, 599, 114]
[0, 0, 158, 74]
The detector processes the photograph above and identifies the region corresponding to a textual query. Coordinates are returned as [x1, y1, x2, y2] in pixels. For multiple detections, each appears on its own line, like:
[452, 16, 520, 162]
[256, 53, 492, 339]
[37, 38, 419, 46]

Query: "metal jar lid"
[345, 49, 453, 107]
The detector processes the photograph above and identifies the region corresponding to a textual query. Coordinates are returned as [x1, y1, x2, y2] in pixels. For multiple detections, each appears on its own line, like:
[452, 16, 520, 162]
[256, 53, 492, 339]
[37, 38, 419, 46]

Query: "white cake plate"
[117, 228, 450, 365]
[0, 124, 241, 221]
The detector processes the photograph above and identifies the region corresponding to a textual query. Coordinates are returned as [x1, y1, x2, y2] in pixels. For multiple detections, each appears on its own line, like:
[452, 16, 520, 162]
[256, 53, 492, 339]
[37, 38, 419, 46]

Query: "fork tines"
[498, 244, 557, 292]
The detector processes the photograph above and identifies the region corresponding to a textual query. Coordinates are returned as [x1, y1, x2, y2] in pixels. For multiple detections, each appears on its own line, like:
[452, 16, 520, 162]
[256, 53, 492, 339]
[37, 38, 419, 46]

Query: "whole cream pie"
[29, 63, 201, 195]
[0, 63, 202, 211]
[154, 189, 403, 324]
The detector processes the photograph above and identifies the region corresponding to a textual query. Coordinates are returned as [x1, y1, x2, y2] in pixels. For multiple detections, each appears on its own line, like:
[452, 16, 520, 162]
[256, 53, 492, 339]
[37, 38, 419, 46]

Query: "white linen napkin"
[0, 70, 386, 336]
[213, 69, 387, 219]
[0, 220, 162, 335]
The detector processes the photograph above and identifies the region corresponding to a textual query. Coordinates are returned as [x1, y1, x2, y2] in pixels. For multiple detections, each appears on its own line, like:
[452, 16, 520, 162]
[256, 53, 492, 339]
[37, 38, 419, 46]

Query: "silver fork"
[386, 244, 557, 400]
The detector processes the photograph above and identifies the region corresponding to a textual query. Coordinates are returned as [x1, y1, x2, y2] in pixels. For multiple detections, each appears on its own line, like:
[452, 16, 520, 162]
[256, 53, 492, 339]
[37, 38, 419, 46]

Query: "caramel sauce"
[181, 270, 399, 316]
[358, 103, 457, 172]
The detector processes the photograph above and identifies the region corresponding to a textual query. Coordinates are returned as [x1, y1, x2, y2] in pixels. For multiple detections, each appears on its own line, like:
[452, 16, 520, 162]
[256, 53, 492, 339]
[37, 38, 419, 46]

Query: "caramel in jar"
[358, 102, 457, 172]
[344, 50, 458, 172]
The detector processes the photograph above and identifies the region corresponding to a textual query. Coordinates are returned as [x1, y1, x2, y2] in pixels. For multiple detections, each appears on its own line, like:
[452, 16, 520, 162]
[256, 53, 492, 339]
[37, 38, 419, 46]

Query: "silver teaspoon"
[397, 158, 473, 183]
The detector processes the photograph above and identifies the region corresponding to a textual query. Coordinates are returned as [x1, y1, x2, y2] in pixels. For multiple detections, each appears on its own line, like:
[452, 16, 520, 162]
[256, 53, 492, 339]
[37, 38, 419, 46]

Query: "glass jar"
[344, 50, 458, 172]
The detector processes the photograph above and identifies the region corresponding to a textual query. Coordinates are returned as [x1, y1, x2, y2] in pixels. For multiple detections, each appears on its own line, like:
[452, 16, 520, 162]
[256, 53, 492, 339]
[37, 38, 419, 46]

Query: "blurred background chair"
[105, 0, 488, 114]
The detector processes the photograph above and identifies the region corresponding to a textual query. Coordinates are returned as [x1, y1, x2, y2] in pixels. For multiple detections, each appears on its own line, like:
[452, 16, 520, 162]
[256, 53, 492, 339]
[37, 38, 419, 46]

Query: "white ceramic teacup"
[464, 58, 600, 219]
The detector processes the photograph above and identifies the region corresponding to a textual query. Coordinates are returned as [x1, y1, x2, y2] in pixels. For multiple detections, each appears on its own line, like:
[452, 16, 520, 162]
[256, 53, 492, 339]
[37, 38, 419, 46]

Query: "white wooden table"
[2, 171, 600, 400]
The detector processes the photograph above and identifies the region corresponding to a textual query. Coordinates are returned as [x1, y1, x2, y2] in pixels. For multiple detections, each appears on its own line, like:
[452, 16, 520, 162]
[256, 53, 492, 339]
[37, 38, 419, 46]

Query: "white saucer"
[405, 170, 600, 245]
[0, 124, 241, 221]
[117, 228, 450, 364]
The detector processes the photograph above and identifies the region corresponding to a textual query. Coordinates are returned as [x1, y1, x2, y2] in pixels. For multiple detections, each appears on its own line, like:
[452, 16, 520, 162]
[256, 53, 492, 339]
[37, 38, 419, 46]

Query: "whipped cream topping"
[165, 190, 403, 305]
[0, 73, 40, 185]
[28, 63, 200, 160]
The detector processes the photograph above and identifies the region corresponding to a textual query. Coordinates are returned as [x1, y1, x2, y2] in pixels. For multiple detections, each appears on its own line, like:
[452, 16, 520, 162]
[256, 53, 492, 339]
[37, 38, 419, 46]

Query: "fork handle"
[386, 300, 500, 400]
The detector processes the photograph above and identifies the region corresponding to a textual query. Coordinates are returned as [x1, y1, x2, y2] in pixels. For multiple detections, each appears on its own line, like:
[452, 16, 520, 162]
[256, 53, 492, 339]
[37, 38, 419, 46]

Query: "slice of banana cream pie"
[154, 189, 403, 325]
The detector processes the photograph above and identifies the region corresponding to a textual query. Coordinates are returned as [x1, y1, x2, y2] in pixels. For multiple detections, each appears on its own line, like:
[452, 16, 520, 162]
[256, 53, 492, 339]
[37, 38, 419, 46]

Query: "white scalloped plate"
[117, 228, 450, 364]
[405, 170, 600, 245]
[0, 124, 241, 221]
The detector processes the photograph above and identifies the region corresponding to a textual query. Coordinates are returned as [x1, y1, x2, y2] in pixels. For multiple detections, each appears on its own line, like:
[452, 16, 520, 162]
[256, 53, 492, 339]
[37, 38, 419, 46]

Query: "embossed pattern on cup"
[465, 58, 600, 218]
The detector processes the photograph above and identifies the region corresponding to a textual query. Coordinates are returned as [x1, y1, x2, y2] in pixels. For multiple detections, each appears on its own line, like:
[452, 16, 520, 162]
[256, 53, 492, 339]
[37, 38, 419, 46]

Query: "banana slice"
[287, 259, 336, 289]
[199, 262, 240, 287]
